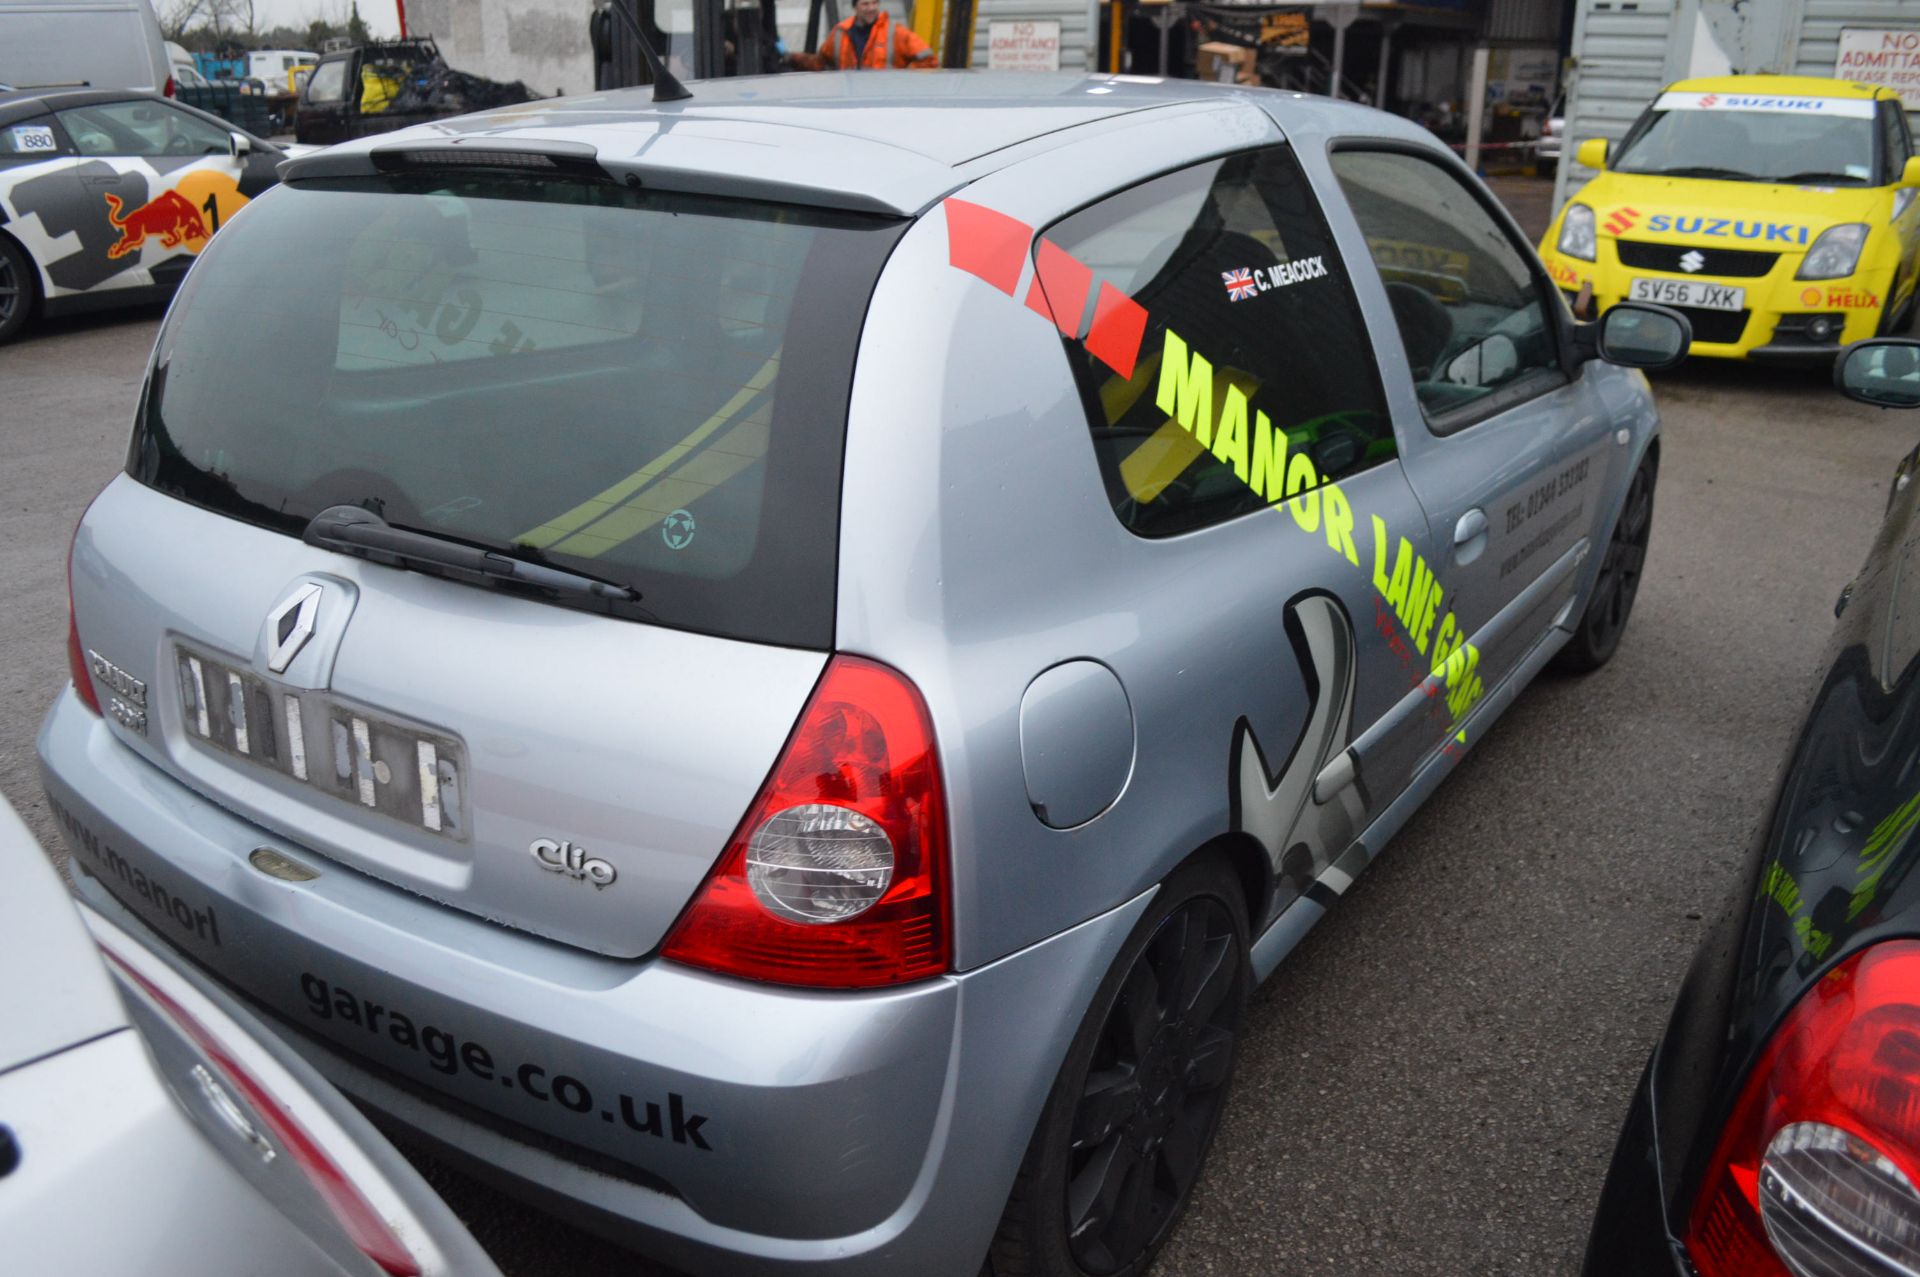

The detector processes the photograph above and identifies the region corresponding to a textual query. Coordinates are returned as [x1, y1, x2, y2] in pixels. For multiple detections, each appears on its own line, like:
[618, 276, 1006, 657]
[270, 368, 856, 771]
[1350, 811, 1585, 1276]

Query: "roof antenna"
[605, 0, 693, 102]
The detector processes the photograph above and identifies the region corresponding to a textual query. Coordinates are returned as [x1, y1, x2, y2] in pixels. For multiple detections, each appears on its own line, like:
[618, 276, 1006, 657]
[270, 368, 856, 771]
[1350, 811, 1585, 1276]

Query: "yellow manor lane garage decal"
[1151, 323, 1486, 718]
[942, 196, 1489, 721]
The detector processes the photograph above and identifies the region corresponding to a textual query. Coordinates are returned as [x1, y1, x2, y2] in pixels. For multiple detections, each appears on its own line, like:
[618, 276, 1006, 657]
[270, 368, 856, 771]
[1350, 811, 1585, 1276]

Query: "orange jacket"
[819, 12, 932, 69]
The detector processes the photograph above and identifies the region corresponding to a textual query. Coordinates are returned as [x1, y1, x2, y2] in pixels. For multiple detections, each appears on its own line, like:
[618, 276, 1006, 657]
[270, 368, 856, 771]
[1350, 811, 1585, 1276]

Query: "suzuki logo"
[1698, 93, 1719, 108]
[265, 583, 322, 673]
[1603, 206, 1641, 237]
[1679, 250, 1706, 273]
[531, 839, 617, 889]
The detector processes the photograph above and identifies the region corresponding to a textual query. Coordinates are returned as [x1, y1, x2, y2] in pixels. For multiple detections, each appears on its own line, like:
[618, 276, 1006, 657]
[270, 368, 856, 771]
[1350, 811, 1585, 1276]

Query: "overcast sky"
[244, 0, 403, 39]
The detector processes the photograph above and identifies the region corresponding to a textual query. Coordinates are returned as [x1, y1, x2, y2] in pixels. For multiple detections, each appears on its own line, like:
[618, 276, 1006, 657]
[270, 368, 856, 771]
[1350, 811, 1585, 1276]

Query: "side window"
[306, 59, 348, 103]
[1044, 147, 1393, 537]
[0, 115, 69, 162]
[1882, 102, 1911, 178]
[56, 100, 230, 158]
[1330, 150, 1564, 427]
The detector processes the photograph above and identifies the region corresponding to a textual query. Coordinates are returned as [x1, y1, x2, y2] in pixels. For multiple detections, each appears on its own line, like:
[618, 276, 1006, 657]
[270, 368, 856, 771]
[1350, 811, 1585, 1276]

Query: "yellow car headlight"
[1797, 223, 1869, 281]
[1557, 203, 1597, 262]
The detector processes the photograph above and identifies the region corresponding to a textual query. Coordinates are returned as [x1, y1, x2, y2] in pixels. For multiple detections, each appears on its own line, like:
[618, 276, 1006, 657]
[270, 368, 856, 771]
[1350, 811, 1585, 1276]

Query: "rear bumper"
[40, 689, 1149, 1277]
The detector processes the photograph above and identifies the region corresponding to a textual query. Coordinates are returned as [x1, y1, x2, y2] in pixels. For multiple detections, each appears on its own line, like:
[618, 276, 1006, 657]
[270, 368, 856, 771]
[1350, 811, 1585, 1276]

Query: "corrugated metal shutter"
[1551, 0, 1682, 212]
[1485, 0, 1561, 44]
[1794, 0, 1920, 80]
[969, 0, 1092, 69]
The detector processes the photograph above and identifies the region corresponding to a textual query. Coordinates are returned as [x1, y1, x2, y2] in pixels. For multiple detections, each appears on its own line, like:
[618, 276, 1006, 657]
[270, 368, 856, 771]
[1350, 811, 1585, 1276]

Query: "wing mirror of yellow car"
[1572, 301, 1692, 372]
[1900, 155, 1920, 188]
[1576, 137, 1608, 171]
[1837, 338, 1920, 407]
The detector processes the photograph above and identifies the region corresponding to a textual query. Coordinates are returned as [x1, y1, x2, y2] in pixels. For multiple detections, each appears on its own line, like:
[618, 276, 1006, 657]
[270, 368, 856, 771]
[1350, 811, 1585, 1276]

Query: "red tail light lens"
[67, 527, 101, 716]
[97, 945, 422, 1276]
[1686, 940, 1920, 1277]
[661, 655, 950, 989]
[163, 75, 176, 98]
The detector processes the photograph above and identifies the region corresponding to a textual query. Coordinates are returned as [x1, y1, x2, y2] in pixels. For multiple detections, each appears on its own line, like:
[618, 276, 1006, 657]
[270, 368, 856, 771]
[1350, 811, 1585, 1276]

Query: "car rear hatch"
[75, 163, 906, 958]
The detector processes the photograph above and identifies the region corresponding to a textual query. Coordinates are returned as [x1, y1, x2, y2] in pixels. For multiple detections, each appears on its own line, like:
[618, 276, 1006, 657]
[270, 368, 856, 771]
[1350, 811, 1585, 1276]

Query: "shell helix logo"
[531, 839, 617, 889]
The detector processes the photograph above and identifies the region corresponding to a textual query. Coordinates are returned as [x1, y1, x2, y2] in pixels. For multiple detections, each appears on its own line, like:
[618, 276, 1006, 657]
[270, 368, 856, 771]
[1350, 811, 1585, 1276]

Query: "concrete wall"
[408, 0, 596, 99]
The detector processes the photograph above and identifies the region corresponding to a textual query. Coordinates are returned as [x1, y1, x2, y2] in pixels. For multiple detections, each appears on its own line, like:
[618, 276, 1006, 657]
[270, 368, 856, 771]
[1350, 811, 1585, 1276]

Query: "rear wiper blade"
[304, 504, 640, 602]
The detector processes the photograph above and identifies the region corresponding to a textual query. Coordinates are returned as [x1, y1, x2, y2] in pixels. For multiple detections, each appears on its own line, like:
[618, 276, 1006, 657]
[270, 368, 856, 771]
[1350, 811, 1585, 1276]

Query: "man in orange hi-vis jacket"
[816, 0, 936, 69]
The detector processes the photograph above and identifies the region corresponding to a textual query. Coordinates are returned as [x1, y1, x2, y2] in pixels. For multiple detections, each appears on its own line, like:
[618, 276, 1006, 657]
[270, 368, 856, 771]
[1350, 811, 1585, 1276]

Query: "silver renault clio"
[40, 72, 1685, 1277]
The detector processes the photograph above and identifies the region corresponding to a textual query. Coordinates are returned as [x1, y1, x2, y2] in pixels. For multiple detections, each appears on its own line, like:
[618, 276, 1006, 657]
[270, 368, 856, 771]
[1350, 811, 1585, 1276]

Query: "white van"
[245, 48, 319, 95]
[0, 0, 170, 94]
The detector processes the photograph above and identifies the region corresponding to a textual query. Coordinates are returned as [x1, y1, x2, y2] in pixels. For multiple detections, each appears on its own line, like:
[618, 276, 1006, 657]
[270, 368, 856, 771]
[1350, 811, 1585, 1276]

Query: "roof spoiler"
[281, 137, 605, 182]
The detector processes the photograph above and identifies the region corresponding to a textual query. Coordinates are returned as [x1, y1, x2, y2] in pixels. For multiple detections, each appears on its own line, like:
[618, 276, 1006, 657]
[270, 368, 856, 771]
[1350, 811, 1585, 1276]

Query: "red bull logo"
[103, 190, 209, 260]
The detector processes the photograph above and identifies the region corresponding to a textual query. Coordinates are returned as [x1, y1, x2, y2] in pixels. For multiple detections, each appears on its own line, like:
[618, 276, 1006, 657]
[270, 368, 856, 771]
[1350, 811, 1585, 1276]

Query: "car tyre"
[0, 233, 36, 345]
[1553, 452, 1656, 674]
[988, 856, 1249, 1277]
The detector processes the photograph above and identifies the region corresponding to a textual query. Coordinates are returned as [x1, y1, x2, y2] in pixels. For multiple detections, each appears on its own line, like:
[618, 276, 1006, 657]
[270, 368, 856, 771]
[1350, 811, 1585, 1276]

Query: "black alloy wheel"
[0, 235, 32, 345]
[990, 858, 1249, 1277]
[1066, 897, 1240, 1272]
[1555, 454, 1656, 673]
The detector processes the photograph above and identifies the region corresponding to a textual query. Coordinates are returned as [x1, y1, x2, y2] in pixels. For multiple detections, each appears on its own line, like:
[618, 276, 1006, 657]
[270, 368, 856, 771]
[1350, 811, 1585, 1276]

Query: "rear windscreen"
[132, 172, 905, 648]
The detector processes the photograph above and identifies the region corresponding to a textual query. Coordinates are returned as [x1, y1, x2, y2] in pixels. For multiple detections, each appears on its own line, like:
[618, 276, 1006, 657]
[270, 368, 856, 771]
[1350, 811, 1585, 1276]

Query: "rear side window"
[0, 115, 68, 161]
[132, 172, 905, 648]
[1044, 147, 1392, 537]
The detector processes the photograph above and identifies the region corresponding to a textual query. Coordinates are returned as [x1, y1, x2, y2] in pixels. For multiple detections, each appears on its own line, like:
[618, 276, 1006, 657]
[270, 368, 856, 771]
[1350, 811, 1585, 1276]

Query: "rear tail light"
[66, 524, 101, 716]
[164, 74, 176, 98]
[97, 946, 422, 1276]
[661, 655, 950, 989]
[1686, 939, 1920, 1277]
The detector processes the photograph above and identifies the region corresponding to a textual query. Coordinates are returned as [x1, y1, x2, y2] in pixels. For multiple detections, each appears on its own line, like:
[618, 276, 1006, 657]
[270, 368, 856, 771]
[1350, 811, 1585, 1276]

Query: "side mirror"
[1593, 302, 1691, 371]
[1901, 155, 1920, 189]
[229, 130, 251, 158]
[1576, 137, 1608, 171]
[1836, 338, 1920, 407]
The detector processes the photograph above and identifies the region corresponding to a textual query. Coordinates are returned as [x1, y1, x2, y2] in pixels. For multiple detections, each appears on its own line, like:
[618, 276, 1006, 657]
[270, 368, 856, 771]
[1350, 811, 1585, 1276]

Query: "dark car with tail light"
[1584, 337, 1920, 1277]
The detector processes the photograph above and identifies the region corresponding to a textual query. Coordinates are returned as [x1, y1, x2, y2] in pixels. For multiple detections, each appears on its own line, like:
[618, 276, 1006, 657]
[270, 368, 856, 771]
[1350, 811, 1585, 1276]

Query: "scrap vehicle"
[0, 86, 293, 344]
[1583, 337, 1920, 1277]
[294, 37, 535, 146]
[44, 72, 1689, 1277]
[1538, 74, 1920, 362]
[0, 795, 504, 1277]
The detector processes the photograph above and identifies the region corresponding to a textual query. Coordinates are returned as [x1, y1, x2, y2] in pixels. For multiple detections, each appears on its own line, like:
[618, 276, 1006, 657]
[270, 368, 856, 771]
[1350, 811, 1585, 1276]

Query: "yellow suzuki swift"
[1540, 75, 1920, 361]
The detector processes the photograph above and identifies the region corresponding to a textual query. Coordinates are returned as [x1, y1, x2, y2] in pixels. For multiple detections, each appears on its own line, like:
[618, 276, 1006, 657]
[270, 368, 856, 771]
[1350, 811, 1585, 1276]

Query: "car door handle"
[1454, 509, 1488, 545]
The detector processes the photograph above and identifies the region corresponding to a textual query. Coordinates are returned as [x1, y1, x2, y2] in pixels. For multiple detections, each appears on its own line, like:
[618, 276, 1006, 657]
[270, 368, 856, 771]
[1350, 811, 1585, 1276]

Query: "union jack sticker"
[1222, 267, 1258, 302]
